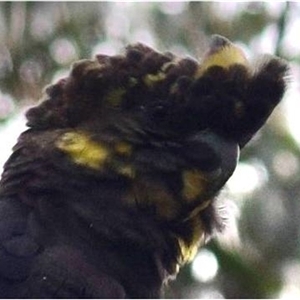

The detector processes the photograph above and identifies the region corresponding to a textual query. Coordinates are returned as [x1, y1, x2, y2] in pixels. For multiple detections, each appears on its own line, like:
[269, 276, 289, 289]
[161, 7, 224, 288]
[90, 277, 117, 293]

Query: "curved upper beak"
[189, 130, 240, 198]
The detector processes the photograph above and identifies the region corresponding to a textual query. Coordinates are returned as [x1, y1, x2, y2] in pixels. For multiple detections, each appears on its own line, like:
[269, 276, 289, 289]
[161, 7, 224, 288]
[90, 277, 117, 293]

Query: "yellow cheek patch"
[196, 44, 248, 78]
[127, 179, 180, 221]
[182, 170, 207, 202]
[56, 131, 109, 170]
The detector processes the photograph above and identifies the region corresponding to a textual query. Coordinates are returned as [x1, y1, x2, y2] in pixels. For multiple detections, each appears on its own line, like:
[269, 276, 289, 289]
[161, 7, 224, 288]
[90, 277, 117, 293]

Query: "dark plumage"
[0, 35, 288, 298]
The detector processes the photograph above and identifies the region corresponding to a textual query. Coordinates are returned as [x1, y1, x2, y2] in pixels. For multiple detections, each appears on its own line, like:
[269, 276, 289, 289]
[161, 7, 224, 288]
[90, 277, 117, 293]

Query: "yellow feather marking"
[116, 165, 136, 178]
[114, 142, 132, 156]
[196, 44, 248, 78]
[56, 131, 109, 170]
[185, 200, 211, 222]
[127, 179, 180, 220]
[178, 239, 199, 264]
[105, 88, 126, 106]
[144, 71, 166, 87]
[182, 170, 207, 202]
[178, 218, 205, 264]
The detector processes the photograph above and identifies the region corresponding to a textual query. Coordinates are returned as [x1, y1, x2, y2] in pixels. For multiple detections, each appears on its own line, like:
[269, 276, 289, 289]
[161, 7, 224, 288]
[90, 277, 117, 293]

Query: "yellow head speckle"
[144, 71, 166, 87]
[182, 170, 207, 202]
[56, 131, 109, 170]
[71, 59, 104, 77]
[161, 61, 177, 72]
[196, 35, 249, 78]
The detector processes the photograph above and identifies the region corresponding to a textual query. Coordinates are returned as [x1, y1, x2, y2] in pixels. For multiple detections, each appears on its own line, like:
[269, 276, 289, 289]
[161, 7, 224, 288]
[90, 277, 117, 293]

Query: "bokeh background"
[1, 2, 300, 298]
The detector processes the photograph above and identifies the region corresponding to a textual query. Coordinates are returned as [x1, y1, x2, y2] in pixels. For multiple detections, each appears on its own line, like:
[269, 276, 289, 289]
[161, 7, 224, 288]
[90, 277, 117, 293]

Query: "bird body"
[0, 35, 288, 298]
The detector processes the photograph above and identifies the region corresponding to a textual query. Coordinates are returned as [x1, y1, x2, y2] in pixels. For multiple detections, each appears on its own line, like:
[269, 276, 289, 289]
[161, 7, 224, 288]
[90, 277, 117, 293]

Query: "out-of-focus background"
[0, 2, 300, 298]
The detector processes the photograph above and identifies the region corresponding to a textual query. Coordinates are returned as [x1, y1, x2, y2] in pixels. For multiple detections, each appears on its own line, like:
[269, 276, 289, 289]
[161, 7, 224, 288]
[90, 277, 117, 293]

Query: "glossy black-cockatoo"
[0, 35, 288, 298]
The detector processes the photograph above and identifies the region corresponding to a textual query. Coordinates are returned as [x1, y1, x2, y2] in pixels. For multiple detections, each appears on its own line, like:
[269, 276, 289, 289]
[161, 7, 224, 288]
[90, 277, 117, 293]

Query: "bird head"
[24, 35, 288, 217]
[26, 35, 288, 143]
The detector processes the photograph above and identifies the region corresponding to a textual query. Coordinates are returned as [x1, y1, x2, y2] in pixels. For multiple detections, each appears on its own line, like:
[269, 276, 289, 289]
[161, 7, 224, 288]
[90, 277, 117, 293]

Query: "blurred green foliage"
[1, 2, 300, 298]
